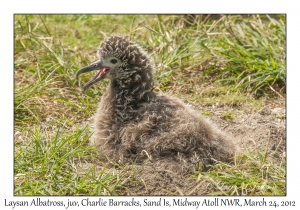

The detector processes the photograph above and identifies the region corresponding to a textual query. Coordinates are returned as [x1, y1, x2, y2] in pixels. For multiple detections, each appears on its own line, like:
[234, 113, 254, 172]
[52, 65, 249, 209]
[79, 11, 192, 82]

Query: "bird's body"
[77, 35, 238, 174]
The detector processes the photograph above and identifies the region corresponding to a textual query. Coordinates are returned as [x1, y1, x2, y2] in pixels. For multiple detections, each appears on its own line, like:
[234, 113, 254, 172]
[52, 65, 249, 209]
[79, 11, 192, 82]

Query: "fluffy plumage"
[77, 35, 238, 174]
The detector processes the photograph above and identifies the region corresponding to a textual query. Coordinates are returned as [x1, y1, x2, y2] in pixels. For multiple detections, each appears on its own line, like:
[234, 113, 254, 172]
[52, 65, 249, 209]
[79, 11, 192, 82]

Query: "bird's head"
[76, 35, 152, 92]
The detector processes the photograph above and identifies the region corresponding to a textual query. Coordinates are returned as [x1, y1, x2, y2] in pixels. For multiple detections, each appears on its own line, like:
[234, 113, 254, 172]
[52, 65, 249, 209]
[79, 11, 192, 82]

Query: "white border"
[2, 0, 299, 209]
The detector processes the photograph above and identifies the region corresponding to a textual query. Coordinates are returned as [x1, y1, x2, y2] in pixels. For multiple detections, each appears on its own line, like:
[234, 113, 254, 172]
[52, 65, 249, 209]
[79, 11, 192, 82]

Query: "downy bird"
[76, 35, 238, 174]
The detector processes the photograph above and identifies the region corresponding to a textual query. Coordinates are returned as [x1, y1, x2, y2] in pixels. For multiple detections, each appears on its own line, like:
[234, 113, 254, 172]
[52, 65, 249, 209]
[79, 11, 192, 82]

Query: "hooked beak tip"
[76, 60, 103, 79]
[76, 59, 105, 92]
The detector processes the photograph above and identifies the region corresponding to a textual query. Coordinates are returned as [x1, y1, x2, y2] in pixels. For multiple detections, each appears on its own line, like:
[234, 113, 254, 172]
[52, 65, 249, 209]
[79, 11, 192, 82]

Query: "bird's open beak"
[76, 60, 111, 91]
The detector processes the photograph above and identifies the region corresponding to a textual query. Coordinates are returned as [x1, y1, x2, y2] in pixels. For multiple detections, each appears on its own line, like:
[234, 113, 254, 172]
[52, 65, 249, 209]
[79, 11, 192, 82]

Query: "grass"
[14, 14, 286, 195]
[203, 15, 286, 97]
[221, 111, 235, 122]
[14, 126, 137, 195]
[192, 147, 286, 196]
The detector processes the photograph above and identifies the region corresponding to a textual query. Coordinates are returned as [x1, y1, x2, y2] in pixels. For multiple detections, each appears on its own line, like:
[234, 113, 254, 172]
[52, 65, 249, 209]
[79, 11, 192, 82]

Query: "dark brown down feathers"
[78, 35, 238, 174]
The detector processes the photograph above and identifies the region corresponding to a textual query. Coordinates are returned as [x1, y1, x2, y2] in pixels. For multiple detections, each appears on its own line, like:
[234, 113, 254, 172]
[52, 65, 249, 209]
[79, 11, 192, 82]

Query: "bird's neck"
[105, 65, 155, 122]
[104, 80, 154, 123]
[110, 79, 154, 108]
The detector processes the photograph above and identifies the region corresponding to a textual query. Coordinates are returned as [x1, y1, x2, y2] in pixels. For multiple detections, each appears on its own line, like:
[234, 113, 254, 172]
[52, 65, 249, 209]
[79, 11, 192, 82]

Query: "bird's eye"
[110, 59, 118, 64]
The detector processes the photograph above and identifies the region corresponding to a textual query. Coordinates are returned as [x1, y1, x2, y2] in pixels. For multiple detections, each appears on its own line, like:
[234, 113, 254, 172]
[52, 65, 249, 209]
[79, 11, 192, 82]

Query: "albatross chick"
[76, 35, 238, 174]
